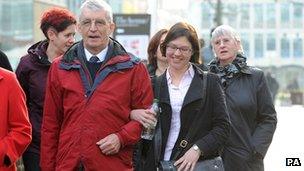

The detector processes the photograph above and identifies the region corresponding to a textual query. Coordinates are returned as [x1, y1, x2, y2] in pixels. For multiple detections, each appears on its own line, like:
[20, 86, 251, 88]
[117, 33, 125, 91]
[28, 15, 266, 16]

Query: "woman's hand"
[174, 147, 201, 171]
[130, 109, 157, 128]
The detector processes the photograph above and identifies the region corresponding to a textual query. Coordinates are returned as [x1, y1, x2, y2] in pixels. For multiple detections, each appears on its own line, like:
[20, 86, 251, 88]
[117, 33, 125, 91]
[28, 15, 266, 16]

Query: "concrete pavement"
[265, 105, 304, 171]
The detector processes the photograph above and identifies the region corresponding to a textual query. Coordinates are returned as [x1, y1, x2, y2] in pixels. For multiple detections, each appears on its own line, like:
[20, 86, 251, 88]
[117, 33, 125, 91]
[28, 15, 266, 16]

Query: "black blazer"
[142, 64, 230, 171]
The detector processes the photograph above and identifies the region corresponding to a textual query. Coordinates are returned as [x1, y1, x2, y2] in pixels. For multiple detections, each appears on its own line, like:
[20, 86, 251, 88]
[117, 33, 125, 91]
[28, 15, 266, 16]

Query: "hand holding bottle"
[130, 109, 157, 128]
[141, 99, 160, 140]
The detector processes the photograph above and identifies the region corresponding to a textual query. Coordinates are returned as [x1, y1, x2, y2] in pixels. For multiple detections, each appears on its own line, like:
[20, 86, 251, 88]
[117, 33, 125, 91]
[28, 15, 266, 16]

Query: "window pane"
[293, 3, 303, 28]
[0, 1, 33, 50]
[240, 3, 250, 28]
[281, 34, 290, 58]
[266, 3, 276, 28]
[241, 33, 250, 57]
[0, 3, 11, 35]
[201, 2, 213, 29]
[253, 4, 263, 28]
[267, 33, 276, 51]
[281, 3, 290, 28]
[225, 3, 237, 28]
[293, 34, 303, 58]
[254, 34, 264, 58]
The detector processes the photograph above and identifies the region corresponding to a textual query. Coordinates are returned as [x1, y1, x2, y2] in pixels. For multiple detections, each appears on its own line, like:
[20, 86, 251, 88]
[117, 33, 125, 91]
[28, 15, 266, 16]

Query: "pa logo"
[286, 158, 301, 166]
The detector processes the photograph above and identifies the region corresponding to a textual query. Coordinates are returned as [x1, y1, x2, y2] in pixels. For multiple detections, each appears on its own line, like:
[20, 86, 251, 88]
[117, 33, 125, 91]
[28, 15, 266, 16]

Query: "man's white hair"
[79, 0, 113, 22]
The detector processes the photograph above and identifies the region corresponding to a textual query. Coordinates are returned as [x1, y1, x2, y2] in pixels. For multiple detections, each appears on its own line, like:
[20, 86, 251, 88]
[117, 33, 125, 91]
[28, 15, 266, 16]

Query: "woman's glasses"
[166, 44, 192, 55]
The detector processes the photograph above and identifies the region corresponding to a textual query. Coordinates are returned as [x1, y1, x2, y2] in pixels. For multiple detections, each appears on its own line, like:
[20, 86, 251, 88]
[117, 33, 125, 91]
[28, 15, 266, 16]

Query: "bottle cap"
[153, 99, 159, 103]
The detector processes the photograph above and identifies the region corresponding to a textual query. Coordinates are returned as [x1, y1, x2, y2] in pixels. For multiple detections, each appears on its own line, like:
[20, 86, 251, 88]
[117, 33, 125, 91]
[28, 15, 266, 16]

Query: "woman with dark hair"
[209, 25, 277, 171]
[146, 29, 168, 77]
[131, 22, 230, 171]
[0, 50, 13, 71]
[133, 29, 168, 171]
[15, 7, 76, 171]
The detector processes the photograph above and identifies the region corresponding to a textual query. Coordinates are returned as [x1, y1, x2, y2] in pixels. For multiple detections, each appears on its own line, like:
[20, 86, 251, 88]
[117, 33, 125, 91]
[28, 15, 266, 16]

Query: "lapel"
[157, 73, 171, 156]
[182, 65, 205, 107]
[157, 73, 170, 105]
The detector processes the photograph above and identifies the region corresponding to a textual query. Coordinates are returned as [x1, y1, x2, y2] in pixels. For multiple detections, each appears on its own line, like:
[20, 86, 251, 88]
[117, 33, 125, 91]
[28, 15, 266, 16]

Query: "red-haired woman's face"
[51, 24, 76, 55]
[156, 33, 167, 62]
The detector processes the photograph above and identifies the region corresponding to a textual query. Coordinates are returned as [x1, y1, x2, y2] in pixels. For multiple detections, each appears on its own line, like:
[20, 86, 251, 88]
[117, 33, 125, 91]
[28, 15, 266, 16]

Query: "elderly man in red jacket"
[0, 67, 32, 171]
[40, 0, 153, 170]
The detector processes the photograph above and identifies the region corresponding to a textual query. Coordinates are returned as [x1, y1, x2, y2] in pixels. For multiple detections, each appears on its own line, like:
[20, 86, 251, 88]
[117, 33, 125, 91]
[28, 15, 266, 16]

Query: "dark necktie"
[89, 56, 100, 63]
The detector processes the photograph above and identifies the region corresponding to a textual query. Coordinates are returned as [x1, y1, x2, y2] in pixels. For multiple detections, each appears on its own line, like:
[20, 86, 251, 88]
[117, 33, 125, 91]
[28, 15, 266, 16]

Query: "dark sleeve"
[196, 74, 231, 156]
[15, 58, 30, 104]
[252, 71, 277, 157]
[0, 50, 13, 71]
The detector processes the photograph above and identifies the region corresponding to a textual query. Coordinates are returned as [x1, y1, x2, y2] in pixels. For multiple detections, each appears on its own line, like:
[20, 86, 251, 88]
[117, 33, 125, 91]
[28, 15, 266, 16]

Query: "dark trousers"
[23, 151, 40, 171]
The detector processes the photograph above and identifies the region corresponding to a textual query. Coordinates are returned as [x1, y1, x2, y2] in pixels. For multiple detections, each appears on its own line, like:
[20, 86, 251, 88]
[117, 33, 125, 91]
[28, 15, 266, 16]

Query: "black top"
[0, 50, 13, 71]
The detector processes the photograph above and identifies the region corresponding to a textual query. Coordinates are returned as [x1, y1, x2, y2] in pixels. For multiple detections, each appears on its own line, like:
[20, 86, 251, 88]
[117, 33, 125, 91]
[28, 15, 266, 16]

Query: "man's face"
[78, 7, 115, 54]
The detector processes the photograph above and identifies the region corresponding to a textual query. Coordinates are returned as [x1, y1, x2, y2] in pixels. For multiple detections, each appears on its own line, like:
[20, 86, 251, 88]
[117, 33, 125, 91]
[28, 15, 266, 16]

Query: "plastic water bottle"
[141, 99, 160, 140]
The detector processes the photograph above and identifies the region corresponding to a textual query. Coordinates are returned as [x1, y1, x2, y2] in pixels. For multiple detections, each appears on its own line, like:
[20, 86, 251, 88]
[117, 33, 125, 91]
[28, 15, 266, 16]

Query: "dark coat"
[210, 66, 277, 171]
[142, 64, 230, 171]
[15, 40, 51, 155]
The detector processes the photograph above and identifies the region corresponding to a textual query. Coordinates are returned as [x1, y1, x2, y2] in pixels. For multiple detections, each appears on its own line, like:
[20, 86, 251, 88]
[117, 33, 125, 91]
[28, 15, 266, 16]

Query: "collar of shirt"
[84, 46, 108, 62]
[166, 63, 195, 88]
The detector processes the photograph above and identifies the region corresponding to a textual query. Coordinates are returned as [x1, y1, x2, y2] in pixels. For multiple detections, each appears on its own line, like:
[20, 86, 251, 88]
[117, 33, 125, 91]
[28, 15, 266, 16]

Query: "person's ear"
[77, 23, 82, 33]
[109, 22, 115, 34]
[47, 28, 57, 41]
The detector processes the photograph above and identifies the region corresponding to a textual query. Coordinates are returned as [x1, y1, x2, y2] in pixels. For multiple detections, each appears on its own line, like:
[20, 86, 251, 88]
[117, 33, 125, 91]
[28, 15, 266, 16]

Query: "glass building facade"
[200, 1, 304, 67]
[0, 0, 33, 50]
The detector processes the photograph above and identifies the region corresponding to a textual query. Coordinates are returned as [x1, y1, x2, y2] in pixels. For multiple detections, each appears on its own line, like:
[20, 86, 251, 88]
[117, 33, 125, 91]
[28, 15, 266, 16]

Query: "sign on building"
[113, 14, 151, 60]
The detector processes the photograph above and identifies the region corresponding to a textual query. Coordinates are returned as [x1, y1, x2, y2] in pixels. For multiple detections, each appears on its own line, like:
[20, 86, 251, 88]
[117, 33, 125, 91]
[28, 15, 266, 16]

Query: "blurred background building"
[0, 0, 303, 100]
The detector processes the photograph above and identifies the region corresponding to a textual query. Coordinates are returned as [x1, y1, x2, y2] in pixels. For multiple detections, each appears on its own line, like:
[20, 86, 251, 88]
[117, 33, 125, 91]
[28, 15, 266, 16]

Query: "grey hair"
[211, 25, 244, 55]
[79, 0, 113, 22]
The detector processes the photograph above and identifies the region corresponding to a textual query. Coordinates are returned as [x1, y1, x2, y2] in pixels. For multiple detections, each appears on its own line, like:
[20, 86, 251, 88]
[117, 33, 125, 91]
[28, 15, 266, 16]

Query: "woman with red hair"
[15, 7, 76, 171]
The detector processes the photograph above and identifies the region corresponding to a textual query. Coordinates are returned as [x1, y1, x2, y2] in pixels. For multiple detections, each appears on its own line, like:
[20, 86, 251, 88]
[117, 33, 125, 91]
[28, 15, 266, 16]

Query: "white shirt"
[164, 64, 194, 161]
[84, 46, 108, 63]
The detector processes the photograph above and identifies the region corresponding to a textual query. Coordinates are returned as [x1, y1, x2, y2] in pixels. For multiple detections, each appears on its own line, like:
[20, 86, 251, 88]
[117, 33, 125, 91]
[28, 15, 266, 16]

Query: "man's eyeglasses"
[80, 19, 107, 28]
[166, 44, 192, 55]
